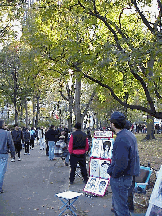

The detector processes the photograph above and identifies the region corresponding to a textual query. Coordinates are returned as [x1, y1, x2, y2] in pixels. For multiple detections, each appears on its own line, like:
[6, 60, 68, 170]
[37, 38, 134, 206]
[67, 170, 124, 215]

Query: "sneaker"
[27, 153, 30, 155]
[24, 153, 27, 155]
[11, 158, 15, 162]
[18, 158, 21, 161]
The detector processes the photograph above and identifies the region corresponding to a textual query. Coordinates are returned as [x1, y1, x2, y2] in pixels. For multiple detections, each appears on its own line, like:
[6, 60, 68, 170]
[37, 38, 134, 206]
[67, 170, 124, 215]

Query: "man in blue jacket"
[107, 112, 140, 216]
[0, 119, 15, 193]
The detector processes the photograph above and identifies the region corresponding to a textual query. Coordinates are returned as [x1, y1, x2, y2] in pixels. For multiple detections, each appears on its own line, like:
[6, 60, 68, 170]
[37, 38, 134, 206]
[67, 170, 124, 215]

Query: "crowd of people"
[0, 111, 142, 216]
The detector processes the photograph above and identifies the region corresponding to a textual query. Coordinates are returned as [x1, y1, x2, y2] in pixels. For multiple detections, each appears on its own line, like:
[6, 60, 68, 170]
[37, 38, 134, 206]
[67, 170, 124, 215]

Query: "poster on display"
[94, 178, 110, 196]
[90, 138, 114, 159]
[89, 158, 111, 179]
[83, 177, 109, 196]
[99, 159, 111, 179]
[90, 139, 102, 158]
[84, 177, 99, 194]
[89, 158, 100, 177]
[146, 165, 162, 216]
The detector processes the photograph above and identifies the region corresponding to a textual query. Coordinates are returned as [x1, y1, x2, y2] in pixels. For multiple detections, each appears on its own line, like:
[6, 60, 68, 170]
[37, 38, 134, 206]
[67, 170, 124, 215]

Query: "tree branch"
[82, 72, 162, 118]
[131, 0, 155, 34]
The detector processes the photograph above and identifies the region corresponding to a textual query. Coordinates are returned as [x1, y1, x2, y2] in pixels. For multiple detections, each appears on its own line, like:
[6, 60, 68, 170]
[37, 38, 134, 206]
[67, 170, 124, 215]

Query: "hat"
[74, 122, 81, 129]
[124, 120, 132, 130]
[109, 111, 126, 128]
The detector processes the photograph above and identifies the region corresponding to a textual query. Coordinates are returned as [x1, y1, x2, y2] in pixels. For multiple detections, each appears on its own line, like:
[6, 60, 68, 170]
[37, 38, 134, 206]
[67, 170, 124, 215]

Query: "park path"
[0, 144, 113, 216]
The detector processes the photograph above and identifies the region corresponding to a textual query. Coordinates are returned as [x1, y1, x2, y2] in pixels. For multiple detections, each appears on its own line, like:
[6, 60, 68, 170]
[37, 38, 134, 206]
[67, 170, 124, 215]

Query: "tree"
[20, 0, 162, 137]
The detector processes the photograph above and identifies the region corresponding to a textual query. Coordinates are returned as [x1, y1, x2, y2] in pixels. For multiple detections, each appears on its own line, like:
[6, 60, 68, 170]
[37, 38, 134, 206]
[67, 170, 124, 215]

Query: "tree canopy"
[24, 0, 161, 118]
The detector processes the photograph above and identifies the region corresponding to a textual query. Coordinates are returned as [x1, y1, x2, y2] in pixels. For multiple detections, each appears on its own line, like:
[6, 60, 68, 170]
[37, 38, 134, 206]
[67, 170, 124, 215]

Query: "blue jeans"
[48, 141, 55, 160]
[63, 149, 70, 164]
[0, 154, 8, 191]
[110, 175, 132, 216]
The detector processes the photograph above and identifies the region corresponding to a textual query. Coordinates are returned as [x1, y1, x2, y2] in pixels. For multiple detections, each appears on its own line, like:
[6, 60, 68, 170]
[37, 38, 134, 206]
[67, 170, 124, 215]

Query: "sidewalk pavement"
[0, 144, 114, 216]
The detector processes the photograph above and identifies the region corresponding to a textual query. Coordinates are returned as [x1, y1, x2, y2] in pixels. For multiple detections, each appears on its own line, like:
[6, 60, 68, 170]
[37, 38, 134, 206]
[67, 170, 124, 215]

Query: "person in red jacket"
[68, 122, 89, 184]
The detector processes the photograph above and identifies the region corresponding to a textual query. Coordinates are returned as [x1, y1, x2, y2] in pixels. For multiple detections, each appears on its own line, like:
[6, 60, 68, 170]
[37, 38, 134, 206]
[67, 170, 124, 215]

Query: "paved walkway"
[0, 144, 114, 216]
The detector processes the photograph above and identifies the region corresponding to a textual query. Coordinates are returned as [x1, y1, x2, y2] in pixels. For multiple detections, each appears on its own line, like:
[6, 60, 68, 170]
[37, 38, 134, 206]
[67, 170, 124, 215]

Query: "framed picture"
[83, 177, 99, 194]
[100, 139, 113, 159]
[99, 159, 111, 179]
[90, 158, 100, 177]
[94, 178, 109, 196]
[91, 138, 114, 159]
[91, 139, 102, 158]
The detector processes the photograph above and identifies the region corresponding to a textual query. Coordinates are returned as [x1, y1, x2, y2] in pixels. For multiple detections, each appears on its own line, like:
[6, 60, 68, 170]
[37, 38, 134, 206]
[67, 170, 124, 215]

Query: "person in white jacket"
[38, 127, 45, 150]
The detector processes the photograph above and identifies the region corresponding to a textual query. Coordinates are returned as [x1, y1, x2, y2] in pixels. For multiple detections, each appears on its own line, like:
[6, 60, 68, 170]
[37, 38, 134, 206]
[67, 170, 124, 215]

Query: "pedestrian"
[24, 128, 30, 155]
[107, 112, 140, 216]
[124, 120, 136, 213]
[45, 125, 59, 160]
[22, 127, 26, 149]
[0, 119, 15, 193]
[57, 131, 70, 166]
[11, 124, 23, 161]
[30, 127, 36, 150]
[45, 128, 49, 156]
[38, 127, 45, 150]
[68, 122, 89, 184]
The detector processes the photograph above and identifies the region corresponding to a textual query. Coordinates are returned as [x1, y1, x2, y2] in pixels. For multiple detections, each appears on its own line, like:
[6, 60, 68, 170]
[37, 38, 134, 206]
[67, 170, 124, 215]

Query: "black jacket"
[72, 130, 87, 150]
[11, 130, 23, 143]
[45, 128, 59, 142]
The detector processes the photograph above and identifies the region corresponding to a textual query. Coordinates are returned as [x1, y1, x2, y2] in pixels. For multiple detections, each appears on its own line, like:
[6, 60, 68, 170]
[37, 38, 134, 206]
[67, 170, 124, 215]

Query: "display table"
[56, 191, 83, 216]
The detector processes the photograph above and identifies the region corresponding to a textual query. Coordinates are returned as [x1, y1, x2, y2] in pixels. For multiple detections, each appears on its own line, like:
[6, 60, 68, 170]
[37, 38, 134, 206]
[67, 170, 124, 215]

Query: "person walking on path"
[11, 124, 23, 161]
[30, 127, 36, 150]
[38, 127, 45, 150]
[0, 119, 15, 193]
[24, 128, 30, 155]
[45, 125, 59, 160]
[68, 122, 89, 184]
[107, 112, 140, 216]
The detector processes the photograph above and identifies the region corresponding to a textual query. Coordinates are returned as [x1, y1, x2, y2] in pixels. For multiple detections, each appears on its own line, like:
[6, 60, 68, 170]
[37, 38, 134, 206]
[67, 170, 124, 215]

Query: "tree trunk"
[32, 96, 36, 127]
[145, 115, 155, 140]
[25, 98, 28, 128]
[145, 55, 155, 140]
[69, 95, 73, 132]
[13, 68, 18, 124]
[35, 96, 40, 128]
[75, 77, 81, 124]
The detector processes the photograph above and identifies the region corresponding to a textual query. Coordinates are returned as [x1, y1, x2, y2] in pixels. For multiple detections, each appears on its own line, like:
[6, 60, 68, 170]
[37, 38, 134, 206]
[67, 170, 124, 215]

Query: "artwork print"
[95, 179, 109, 196]
[100, 160, 111, 179]
[100, 140, 113, 159]
[84, 177, 99, 194]
[90, 158, 100, 177]
[91, 139, 102, 158]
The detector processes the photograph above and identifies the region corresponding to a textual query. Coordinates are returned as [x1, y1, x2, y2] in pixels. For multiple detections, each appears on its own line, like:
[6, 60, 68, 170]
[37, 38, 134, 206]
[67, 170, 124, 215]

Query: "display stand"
[84, 131, 114, 196]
